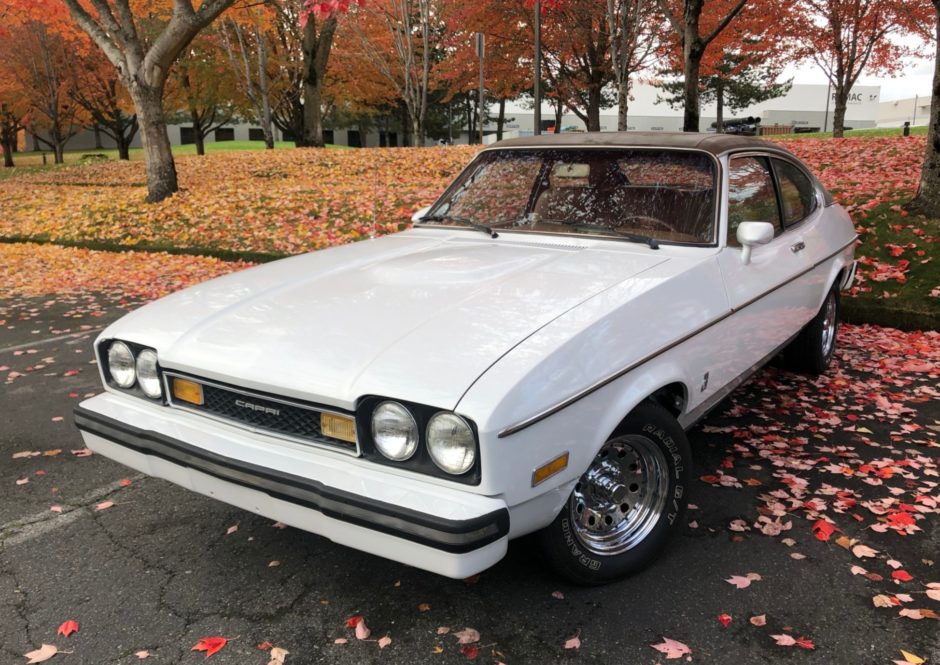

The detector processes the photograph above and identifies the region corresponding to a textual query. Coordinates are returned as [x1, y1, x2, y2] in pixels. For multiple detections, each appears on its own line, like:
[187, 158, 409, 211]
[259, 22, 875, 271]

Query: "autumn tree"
[170, 29, 239, 155]
[349, 0, 442, 146]
[655, 0, 756, 131]
[62, 0, 238, 201]
[70, 49, 138, 159]
[2, 2, 87, 163]
[788, 0, 931, 138]
[607, 0, 660, 130]
[220, 8, 275, 148]
[657, 37, 791, 131]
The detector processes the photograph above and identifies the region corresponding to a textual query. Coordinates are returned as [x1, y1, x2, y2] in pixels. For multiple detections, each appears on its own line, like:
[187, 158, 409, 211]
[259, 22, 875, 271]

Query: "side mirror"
[736, 221, 775, 265]
[411, 205, 431, 224]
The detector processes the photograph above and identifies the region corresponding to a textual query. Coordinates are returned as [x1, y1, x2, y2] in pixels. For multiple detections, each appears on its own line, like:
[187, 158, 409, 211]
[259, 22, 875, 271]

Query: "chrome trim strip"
[497, 235, 857, 438]
[163, 371, 360, 456]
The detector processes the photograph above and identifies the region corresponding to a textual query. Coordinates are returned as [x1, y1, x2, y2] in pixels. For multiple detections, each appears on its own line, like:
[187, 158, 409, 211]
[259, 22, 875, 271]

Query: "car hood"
[104, 231, 668, 409]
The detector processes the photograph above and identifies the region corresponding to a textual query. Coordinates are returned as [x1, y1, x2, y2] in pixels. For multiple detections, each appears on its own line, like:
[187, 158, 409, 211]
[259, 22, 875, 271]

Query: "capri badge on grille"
[234, 399, 280, 416]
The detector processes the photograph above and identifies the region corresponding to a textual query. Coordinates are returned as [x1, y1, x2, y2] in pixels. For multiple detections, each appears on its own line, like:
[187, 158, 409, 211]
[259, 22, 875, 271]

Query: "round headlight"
[427, 413, 476, 475]
[371, 401, 419, 461]
[107, 341, 136, 388]
[135, 349, 162, 399]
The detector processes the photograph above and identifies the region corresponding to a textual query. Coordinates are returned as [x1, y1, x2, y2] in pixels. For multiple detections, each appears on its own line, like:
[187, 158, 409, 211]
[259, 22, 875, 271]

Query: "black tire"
[785, 286, 840, 375]
[538, 402, 691, 585]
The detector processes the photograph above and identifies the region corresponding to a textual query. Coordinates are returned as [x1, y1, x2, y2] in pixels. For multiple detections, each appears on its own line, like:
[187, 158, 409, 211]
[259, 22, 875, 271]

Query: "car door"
[716, 153, 815, 373]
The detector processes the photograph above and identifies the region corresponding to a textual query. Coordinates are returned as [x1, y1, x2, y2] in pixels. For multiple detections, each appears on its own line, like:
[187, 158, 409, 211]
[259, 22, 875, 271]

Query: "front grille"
[164, 372, 357, 453]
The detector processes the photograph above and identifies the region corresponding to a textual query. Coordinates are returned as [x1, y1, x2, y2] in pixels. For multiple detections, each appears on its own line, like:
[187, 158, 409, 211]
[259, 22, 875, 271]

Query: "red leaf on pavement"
[892, 570, 914, 582]
[191, 636, 227, 657]
[56, 620, 79, 637]
[344, 615, 363, 628]
[119, 479, 132, 487]
[750, 615, 767, 626]
[718, 613, 732, 627]
[812, 519, 838, 541]
[460, 645, 480, 660]
[795, 637, 815, 650]
[257, 641, 273, 651]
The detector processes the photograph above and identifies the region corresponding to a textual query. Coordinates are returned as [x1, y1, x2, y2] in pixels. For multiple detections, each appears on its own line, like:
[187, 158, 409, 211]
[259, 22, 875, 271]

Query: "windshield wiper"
[562, 222, 659, 249]
[420, 214, 499, 239]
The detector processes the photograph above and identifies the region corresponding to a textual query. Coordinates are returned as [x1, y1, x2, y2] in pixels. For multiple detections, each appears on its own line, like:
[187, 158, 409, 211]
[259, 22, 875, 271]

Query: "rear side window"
[727, 156, 780, 247]
[773, 159, 817, 226]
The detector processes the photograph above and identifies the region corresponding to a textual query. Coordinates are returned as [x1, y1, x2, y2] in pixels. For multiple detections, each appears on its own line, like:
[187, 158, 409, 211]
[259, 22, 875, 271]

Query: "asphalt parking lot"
[1, 293, 937, 664]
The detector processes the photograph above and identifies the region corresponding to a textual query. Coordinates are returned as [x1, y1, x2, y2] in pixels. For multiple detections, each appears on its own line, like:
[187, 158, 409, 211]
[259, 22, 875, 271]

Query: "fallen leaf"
[257, 642, 273, 651]
[95, 501, 113, 511]
[16, 478, 29, 486]
[771, 634, 797, 646]
[718, 613, 732, 627]
[345, 615, 364, 628]
[191, 636, 227, 657]
[56, 620, 78, 637]
[564, 632, 581, 649]
[134, 651, 149, 659]
[790, 552, 806, 560]
[795, 637, 815, 650]
[431, 645, 444, 653]
[24, 644, 58, 663]
[418, 603, 430, 612]
[453, 628, 480, 644]
[226, 525, 238, 535]
[51, 417, 64, 422]
[436, 627, 450, 635]
[650, 636, 691, 659]
[333, 638, 347, 645]
[852, 544, 879, 558]
[268, 560, 280, 567]
[893, 570, 914, 582]
[49, 505, 62, 513]
[267, 646, 289, 665]
[70, 448, 92, 457]
[850, 565, 867, 576]
[12, 451, 40, 459]
[750, 614, 767, 626]
[119, 479, 132, 487]
[355, 620, 371, 640]
[42, 449, 62, 457]
[460, 645, 480, 660]
[726, 575, 755, 589]
[873, 594, 896, 608]
[895, 649, 925, 664]
[377, 636, 391, 649]
[812, 519, 838, 541]
[551, 591, 565, 599]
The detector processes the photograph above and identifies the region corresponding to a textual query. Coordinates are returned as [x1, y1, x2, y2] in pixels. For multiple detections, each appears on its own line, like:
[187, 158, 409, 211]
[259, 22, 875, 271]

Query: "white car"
[75, 133, 857, 584]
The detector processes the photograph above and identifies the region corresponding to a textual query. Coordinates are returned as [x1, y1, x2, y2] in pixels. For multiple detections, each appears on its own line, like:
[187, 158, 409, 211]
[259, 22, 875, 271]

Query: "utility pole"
[823, 80, 831, 133]
[476, 32, 485, 145]
[534, 1, 542, 135]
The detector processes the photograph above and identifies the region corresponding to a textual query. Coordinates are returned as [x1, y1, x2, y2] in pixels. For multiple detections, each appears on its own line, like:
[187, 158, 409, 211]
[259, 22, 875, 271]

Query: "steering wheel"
[620, 215, 674, 232]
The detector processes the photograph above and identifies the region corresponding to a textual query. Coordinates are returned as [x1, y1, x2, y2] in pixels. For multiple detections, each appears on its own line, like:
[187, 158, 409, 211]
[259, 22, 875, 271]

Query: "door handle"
[790, 241, 806, 253]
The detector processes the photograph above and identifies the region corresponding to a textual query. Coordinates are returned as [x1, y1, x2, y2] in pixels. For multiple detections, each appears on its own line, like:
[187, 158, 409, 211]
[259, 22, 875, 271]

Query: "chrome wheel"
[820, 292, 837, 357]
[570, 435, 669, 556]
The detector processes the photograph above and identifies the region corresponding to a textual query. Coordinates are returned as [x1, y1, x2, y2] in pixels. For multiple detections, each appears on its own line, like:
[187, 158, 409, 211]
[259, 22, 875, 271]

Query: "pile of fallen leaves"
[0, 146, 477, 254]
[0, 243, 251, 301]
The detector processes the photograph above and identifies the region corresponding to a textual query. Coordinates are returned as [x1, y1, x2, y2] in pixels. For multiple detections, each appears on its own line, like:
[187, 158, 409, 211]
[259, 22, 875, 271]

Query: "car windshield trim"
[421, 146, 720, 247]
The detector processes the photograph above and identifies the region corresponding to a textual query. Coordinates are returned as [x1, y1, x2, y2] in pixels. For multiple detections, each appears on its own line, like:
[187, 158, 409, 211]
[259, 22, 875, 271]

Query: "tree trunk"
[831, 87, 848, 138]
[907, 6, 940, 216]
[117, 134, 131, 160]
[554, 100, 562, 133]
[2, 139, 13, 167]
[257, 25, 274, 150]
[682, 46, 702, 132]
[192, 108, 206, 156]
[53, 140, 64, 164]
[301, 13, 338, 148]
[587, 87, 602, 132]
[132, 83, 178, 202]
[617, 84, 629, 131]
[93, 124, 103, 149]
[497, 98, 506, 141]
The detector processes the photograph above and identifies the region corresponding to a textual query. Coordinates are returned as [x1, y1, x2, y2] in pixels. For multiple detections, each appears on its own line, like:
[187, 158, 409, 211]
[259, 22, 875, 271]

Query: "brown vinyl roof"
[487, 131, 792, 157]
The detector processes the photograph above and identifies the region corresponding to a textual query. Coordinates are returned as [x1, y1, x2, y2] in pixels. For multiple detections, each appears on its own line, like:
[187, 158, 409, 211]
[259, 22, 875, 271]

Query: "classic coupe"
[75, 133, 857, 584]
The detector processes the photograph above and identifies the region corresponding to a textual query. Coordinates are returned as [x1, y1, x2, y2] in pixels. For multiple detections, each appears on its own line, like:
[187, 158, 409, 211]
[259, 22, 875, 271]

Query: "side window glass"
[727, 156, 780, 247]
[773, 159, 817, 226]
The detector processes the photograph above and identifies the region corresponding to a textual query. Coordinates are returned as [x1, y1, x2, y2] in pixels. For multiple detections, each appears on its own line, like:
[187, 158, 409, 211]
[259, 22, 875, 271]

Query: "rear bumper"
[74, 394, 509, 578]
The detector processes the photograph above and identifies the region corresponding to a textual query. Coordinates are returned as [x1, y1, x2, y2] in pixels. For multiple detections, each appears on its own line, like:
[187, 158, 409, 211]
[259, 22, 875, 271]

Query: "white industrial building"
[878, 94, 932, 128]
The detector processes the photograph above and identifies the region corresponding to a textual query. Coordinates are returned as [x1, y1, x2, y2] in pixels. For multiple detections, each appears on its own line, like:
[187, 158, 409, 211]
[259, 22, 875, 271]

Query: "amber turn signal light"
[321, 412, 357, 444]
[172, 378, 204, 405]
[532, 452, 569, 486]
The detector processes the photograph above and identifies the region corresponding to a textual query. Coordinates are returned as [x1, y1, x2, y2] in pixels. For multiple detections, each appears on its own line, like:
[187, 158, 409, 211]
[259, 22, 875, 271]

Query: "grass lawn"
[0, 140, 347, 179]
[779, 126, 928, 139]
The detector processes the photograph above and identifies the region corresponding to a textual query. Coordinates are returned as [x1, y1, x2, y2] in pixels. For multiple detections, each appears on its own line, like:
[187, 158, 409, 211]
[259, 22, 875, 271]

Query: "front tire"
[539, 402, 691, 585]
[785, 286, 840, 375]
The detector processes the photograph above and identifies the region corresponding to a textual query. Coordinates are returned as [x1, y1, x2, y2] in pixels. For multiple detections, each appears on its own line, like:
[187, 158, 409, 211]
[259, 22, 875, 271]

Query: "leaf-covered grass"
[0, 139, 936, 329]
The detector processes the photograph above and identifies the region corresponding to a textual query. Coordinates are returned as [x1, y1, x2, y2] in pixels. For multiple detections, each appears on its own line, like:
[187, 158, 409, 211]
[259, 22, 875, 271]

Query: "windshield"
[424, 148, 717, 245]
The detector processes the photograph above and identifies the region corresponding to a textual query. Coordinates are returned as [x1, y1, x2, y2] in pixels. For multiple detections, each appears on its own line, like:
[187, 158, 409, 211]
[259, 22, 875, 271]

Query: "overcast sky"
[785, 35, 935, 102]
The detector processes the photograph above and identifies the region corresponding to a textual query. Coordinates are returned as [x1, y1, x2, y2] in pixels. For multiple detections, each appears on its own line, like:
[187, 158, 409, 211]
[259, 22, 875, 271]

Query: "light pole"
[534, 0, 541, 135]
[823, 80, 831, 133]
